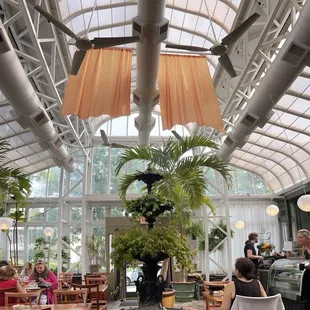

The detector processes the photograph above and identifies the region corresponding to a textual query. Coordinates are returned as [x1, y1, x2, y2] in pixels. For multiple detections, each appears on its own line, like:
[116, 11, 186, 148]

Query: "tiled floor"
[107, 299, 216, 310]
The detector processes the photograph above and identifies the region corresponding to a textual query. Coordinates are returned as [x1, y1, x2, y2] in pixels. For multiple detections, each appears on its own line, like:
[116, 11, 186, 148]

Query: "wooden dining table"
[0, 303, 92, 310]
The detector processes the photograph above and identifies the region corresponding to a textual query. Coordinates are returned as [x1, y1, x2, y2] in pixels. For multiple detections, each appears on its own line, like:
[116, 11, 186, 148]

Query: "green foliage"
[186, 221, 205, 240]
[111, 226, 194, 272]
[86, 235, 106, 266]
[0, 141, 31, 212]
[124, 193, 174, 220]
[198, 221, 234, 252]
[33, 237, 49, 261]
[116, 135, 232, 221]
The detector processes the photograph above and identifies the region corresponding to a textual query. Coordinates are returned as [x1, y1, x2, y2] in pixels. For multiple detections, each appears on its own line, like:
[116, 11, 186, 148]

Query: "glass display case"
[267, 258, 305, 301]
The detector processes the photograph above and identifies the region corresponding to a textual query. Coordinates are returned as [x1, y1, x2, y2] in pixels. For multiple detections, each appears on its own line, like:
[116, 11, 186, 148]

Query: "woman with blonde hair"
[20, 262, 33, 278]
[28, 260, 58, 305]
[0, 265, 26, 306]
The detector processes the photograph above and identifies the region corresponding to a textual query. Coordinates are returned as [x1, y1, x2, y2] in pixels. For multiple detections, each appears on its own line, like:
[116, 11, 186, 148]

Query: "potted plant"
[116, 135, 231, 302]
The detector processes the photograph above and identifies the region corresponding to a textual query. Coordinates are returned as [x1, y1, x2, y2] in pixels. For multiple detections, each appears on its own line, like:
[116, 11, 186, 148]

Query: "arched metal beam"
[237, 149, 295, 184]
[246, 141, 308, 177]
[230, 155, 284, 190]
[63, 2, 232, 35]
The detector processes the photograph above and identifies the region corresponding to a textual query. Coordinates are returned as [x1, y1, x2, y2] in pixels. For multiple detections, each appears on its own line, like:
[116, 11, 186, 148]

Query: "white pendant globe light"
[43, 227, 54, 237]
[0, 217, 14, 230]
[266, 204, 279, 216]
[297, 195, 310, 212]
[235, 220, 245, 230]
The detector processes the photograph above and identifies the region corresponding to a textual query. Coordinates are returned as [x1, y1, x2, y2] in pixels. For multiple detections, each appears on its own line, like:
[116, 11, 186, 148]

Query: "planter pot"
[172, 281, 195, 302]
[162, 288, 175, 308]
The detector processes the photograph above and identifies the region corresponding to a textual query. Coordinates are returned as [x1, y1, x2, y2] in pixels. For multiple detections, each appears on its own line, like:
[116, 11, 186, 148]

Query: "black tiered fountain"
[132, 169, 172, 309]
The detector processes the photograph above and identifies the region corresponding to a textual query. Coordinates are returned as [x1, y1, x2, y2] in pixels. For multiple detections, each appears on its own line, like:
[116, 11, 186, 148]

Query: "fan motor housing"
[210, 44, 227, 56]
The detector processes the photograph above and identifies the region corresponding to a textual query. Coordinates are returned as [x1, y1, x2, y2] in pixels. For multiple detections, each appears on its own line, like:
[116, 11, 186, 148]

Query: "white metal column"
[57, 168, 64, 275]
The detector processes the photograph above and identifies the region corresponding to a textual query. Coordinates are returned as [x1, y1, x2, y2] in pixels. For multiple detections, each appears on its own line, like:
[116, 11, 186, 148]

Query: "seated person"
[28, 260, 58, 305]
[0, 265, 26, 306]
[20, 262, 33, 279]
[220, 257, 266, 310]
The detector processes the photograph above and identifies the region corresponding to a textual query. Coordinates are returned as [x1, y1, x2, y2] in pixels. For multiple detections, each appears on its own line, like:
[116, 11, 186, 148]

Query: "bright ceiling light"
[43, 227, 54, 237]
[266, 204, 279, 216]
[0, 217, 14, 230]
[235, 220, 245, 230]
[297, 195, 310, 212]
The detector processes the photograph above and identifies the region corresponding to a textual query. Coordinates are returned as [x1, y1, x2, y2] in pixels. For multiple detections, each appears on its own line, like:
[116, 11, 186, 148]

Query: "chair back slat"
[5, 290, 42, 306]
[72, 283, 100, 310]
[53, 288, 88, 304]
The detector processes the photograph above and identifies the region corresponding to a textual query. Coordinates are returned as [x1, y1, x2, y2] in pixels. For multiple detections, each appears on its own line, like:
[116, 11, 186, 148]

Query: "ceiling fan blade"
[218, 53, 237, 78]
[111, 143, 128, 149]
[221, 13, 260, 46]
[165, 44, 210, 52]
[171, 130, 182, 140]
[92, 36, 140, 49]
[34, 6, 78, 40]
[100, 130, 110, 145]
[70, 50, 86, 75]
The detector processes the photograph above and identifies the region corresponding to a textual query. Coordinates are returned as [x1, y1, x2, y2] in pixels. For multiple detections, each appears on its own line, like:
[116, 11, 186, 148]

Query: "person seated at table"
[0, 260, 9, 268]
[0, 265, 26, 306]
[20, 262, 33, 279]
[220, 258, 267, 310]
[28, 260, 58, 305]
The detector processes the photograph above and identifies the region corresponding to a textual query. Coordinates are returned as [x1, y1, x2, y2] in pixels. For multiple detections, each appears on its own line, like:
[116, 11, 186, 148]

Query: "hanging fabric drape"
[158, 54, 225, 132]
[62, 48, 132, 119]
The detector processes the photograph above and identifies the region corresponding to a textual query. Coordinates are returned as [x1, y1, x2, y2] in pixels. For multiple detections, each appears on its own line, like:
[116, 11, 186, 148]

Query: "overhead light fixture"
[266, 204, 279, 216]
[235, 220, 245, 230]
[0, 217, 14, 230]
[43, 227, 54, 237]
[297, 195, 310, 212]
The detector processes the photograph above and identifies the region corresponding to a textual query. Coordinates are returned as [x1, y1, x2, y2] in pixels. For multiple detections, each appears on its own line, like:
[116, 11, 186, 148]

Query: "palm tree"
[0, 140, 31, 265]
[116, 135, 232, 282]
[0, 140, 31, 213]
[116, 135, 231, 214]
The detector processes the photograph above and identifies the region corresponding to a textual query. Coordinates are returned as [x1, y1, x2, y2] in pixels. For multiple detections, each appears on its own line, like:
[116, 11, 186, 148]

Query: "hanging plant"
[199, 221, 234, 252]
[185, 221, 204, 240]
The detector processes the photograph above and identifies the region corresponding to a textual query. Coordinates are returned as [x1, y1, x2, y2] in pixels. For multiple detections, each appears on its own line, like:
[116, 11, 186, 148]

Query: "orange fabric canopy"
[158, 54, 225, 133]
[62, 48, 132, 119]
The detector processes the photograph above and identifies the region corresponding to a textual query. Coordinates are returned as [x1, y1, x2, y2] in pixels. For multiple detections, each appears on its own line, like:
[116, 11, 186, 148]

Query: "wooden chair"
[0, 287, 17, 306]
[72, 283, 107, 310]
[58, 272, 74, 289]
[203, 281, 229, 310]
[85, 277, 107, 286]
[53, 288, 88, 304]
[5, 290, 42, 306]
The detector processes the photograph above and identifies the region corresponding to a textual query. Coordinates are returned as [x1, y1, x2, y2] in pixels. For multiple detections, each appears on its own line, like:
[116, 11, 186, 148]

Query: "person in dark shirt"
[244, 232, 263, 278]
[220, 257, 266, 310]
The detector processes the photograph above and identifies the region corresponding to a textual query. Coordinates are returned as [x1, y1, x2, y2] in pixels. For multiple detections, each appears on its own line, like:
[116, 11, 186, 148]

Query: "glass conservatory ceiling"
[0, 0, 309, 195]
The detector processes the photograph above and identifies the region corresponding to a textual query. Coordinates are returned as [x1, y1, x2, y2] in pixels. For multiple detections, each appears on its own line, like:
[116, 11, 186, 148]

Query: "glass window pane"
[205, 169, 217, 195]
[30, 170, 48, 197]
[253, 173, 271, 194]
[110, 149, 126, 194]
[111, 207, 124, 217]
[236, 168, 255, 194]
[69, 163, 84, 197]
[92, 207, 106, 221]
[28, 227, 44, 261]
[111, 116, 128, 136]
[47, 207, 58, 222]
[92, 147, 109, 194]
[70, 207, 82, 221]
[47, 167, 60, 197]
[28, 208, 44, 221]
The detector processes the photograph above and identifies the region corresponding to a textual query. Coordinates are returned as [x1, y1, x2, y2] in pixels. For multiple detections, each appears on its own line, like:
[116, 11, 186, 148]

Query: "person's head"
[0, 260, 9, 268]
[235, 257, 254, 280]
[24, 262, 32, 270]
[297, 229, 310, 246]
[32, 260, 49, 280]
[248, 232, 259, 243]
[0, 265, 17, 282]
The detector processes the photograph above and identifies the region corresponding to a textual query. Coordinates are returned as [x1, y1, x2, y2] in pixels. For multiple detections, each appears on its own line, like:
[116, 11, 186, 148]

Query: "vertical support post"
[203, 205, 210, 281]
[57, 168, 64, 276]
[224, 182, 232, 281]
[81, 157, 89, 276]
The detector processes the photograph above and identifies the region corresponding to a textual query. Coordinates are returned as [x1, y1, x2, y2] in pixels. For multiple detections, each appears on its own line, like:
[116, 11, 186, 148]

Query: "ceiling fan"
[34, 5, 140, 75]
[100, 130, 128, 148]
[165, 13, 260, 78]
[171, 130, 182, 140]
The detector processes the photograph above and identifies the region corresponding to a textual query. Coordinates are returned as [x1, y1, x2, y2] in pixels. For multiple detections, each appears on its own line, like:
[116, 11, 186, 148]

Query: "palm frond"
[118, 172, 144, 200]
